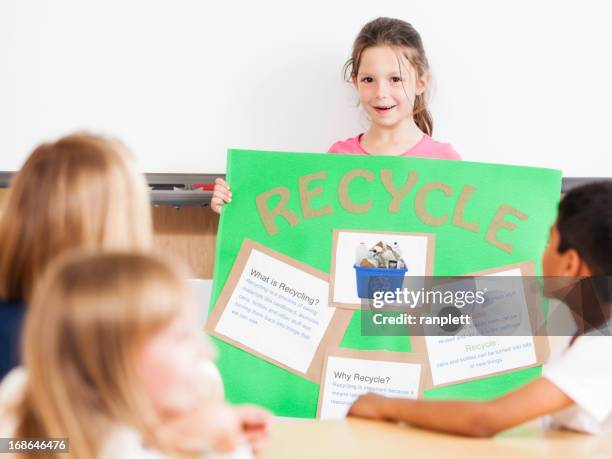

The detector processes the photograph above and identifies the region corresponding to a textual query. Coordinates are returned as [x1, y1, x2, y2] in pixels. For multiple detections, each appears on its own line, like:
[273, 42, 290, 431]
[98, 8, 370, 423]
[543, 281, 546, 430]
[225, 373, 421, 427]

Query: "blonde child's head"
[16, 251, 215, 459]
[0, 133, 152, 302]
[344, 17, 433, 135]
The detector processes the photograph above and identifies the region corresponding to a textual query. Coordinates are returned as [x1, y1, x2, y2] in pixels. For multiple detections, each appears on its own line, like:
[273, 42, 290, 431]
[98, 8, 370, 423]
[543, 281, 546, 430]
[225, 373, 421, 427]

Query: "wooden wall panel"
[152, 205, 219, 279]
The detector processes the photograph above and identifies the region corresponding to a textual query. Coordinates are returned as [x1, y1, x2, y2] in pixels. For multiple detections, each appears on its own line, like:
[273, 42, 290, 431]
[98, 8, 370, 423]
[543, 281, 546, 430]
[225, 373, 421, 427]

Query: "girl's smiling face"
[353, 46, 428, 129]
[137, 295, 220, 414]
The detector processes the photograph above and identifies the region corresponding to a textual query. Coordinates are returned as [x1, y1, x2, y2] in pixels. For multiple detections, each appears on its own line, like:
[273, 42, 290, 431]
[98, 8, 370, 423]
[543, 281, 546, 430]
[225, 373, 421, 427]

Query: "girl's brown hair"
[344, 17, 433, 136]
[0, 133, 153, 302]
[16, 251, 188, 459]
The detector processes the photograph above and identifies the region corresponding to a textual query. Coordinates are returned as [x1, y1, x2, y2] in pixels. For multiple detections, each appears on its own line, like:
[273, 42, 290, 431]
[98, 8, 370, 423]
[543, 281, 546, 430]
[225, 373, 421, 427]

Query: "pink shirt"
[328, 133, 461, 160]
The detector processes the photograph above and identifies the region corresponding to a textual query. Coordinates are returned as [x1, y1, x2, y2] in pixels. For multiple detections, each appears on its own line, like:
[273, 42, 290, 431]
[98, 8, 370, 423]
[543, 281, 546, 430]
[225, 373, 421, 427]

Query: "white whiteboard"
[0, 0, 610, 176]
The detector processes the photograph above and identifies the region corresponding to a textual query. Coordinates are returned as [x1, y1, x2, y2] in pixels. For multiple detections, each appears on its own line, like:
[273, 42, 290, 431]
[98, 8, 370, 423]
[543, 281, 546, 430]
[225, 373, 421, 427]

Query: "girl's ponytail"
[413, 93, 433, 136]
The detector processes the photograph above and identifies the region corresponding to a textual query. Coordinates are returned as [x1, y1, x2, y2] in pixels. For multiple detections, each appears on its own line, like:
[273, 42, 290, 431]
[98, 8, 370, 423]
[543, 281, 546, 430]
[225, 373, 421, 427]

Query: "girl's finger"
[215, 177, 230, 190]
[216, 191, 232, 203]
[211, 198, 223, 213]
[215, 186, 231, 198]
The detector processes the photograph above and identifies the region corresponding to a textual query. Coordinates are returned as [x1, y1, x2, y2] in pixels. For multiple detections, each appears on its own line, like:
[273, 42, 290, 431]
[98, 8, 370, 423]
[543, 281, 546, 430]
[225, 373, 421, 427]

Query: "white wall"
[0, 0, 610, 176]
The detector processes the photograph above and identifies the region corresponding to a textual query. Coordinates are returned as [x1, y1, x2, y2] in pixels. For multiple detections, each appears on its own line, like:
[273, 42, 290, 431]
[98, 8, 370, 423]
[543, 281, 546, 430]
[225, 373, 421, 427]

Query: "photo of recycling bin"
[329, 230, 435, 309]
[354, 241, 408, 299]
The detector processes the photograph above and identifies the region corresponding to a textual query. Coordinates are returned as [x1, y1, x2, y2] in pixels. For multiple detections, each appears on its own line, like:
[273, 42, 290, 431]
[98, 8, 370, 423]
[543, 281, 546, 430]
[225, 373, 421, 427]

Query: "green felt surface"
[209, 149, 561, 418]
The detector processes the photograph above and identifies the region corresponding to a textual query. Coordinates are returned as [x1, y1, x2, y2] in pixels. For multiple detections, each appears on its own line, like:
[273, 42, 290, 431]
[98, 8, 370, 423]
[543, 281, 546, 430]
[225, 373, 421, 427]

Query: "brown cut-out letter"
[299, 171, 333, 220]
[380, 169, 419, 213]
[256, 187, 301, 236]
[484, 204, 528, 254]
[338, 169, 374, 214]
[452, 185, 480, 233]
[414, 182, 453, 226]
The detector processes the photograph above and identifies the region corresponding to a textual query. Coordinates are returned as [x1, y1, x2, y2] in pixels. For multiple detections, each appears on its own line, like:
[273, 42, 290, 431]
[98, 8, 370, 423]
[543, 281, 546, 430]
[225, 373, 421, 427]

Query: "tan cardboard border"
[205, 238, 354, 383]
[410, 260, 550, 389]
[328, 229, 436, 310]
[316, 348, 429, 419]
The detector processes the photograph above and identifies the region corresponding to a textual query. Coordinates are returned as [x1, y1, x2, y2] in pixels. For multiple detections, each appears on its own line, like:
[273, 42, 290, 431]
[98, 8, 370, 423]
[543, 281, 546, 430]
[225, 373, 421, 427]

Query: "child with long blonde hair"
[0, 133, 152, 378]
[329, 17, 460, 159]
[211, 17, 459, 213]
[2, 252, 269, 458]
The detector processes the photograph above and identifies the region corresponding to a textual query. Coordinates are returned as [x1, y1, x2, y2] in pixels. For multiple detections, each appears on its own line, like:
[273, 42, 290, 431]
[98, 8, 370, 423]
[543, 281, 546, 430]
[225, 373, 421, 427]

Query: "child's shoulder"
[327, 134, 366, 155]
[327, 133, 461, 160]
[417, 136, 461, 160]
[0, 367, 27, 437]
[100, 426, 168, 459]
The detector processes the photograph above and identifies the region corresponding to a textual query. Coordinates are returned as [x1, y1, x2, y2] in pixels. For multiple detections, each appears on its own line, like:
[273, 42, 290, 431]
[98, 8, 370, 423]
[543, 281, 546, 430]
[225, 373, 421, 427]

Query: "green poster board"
[210, 149, 561, 418]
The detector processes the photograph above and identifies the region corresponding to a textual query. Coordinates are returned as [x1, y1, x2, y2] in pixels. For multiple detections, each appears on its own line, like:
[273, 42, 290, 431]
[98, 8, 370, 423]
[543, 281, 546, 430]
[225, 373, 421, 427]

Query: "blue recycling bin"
[354, 264, 408, 299]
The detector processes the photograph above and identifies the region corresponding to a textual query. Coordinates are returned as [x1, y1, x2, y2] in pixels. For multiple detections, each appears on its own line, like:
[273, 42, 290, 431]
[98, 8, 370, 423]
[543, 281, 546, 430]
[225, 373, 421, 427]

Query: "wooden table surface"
[258, 418, 612, 459]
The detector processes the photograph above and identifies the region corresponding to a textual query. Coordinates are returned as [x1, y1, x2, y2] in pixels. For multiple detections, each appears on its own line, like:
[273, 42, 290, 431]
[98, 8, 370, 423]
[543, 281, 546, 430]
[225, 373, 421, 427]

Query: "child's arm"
[212, 178, 232, 214]
[158, 402, 270, 454]
[234, 405, 272, 453]
[348, 377, 573, 437]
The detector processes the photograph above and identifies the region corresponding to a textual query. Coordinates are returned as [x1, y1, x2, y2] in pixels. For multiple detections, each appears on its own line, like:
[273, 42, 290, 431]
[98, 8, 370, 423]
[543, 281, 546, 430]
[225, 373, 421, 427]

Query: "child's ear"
[352, 74, 358, 88]
[416, 71, 430, 96]
[564, 248, 593, 277]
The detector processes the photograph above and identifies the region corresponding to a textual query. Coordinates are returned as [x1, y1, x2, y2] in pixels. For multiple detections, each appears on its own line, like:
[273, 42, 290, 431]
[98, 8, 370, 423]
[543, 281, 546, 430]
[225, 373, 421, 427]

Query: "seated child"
[0, 133, 153, 379]
[0, 252, 270, 458]
[349, 181, 612, 436]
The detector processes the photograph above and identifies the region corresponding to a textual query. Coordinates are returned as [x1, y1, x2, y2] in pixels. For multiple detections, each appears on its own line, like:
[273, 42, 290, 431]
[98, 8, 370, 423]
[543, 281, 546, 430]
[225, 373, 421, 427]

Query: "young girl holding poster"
[349, 182, 612, 436]
[211, 17, 459, 213]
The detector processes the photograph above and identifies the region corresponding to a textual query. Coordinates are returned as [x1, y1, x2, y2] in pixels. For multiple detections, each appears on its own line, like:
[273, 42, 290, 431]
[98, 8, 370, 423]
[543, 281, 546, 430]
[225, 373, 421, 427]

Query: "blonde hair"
[0, 133, 153, 302]
[16, 251, 189, 459]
